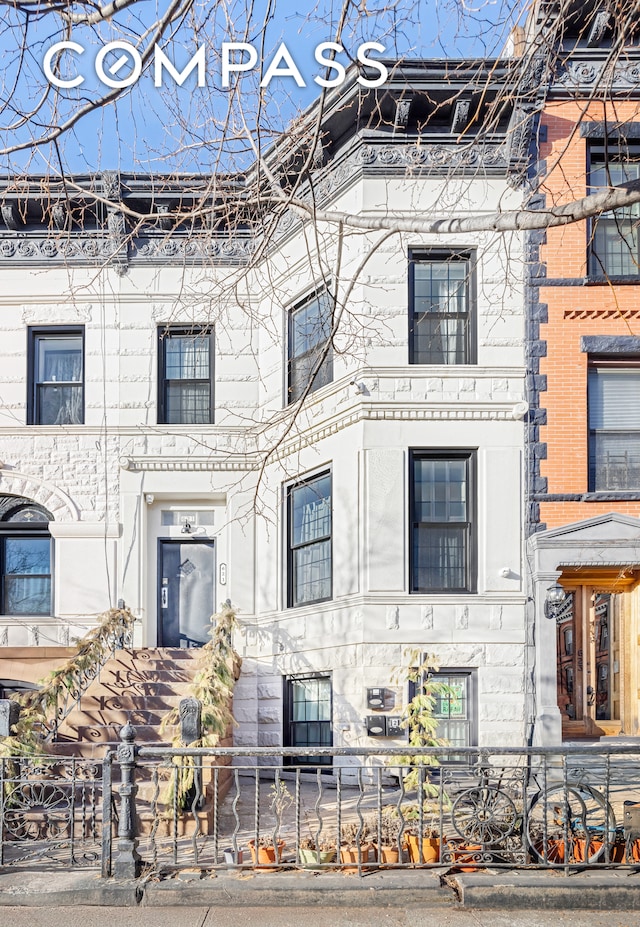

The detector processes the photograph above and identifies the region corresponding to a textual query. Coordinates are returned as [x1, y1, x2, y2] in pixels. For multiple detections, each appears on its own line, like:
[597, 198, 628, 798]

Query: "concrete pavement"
[2, 866, 640, 909]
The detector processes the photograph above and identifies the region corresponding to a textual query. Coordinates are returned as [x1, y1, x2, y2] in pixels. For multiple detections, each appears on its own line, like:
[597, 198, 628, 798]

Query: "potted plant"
[372, 808, 404, 865]
[248, 779, 292, 867]
[298, 836, 337, 869]
[339, 820, 374, 871]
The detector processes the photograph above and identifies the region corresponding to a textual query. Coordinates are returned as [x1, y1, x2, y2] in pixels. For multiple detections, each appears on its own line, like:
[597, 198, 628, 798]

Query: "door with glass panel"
[158, 540, 215, 647]
[284, 675, 332, 766]
[556, 586, 621, 738]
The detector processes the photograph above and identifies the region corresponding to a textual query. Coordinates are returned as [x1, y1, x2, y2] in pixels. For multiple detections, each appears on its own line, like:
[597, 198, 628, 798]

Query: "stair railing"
[23, 606, 135, 743]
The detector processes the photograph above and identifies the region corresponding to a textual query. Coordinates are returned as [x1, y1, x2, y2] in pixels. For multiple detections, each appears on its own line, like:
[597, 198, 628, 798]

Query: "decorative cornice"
[119, 455, 258, 472]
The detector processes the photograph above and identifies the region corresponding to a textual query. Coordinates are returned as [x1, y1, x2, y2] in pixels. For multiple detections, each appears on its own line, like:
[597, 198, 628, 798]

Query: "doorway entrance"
[554, 566, 640, 739]
[158, 540, 215, 647]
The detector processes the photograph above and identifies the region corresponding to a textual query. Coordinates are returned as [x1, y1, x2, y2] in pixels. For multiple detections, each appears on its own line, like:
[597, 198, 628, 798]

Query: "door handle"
[161, 579, 169, 609]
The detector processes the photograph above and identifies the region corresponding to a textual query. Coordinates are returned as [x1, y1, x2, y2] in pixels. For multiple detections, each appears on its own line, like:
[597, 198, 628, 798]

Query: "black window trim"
[0, 527, 52, 617]
[587, 354, 640, 492]
[408, 248, 477, 366]
[286, 287, 334, 405]
[283, 671, 333, 768]
[286, 468, 333, 609]
[157, 325, 215, 426]
[27, 325, 85, 426]
[408, 666, 478, 760]
[409, 449, 477, 594]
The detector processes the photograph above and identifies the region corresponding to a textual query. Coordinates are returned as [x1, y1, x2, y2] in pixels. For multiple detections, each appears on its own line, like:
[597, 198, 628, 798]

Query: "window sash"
[410, 256, 471, 364]
[30, 329, 84, 425]
[588, 367, 640, 489]
[1, 535, 51, 616]
[288, 473, 332, 607]
[159, 329, 213, 424]
[288, 292, 333, 403]
[411, 454, 473, 593]
[589, 147, 640, 276]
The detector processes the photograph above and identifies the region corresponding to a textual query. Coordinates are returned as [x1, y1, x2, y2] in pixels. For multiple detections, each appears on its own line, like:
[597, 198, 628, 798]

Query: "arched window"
[0, 496, 52, 616]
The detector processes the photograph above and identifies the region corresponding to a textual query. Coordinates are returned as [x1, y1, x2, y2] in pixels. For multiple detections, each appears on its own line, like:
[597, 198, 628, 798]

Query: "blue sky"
[0, 0, 524, 174]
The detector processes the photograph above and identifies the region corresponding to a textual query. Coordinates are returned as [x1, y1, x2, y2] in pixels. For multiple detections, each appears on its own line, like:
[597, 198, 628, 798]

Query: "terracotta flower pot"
[339, 843, 374, 873]
[406, 834, 440, 864]
[248, 839, 286, 866]
[298, 846, 336, 869]
[375, 844, 402, 866]
[533, 838, 565, 863]
[571, 837, 602, 863]
[448, 842, 482, 871]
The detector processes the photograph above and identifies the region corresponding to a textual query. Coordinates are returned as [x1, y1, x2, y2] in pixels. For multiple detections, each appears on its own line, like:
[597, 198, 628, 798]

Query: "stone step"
[73, 694, 186, 712]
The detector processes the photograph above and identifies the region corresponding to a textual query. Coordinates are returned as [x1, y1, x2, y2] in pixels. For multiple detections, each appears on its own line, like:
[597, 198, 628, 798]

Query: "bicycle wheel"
[526, 784, 616, 864]
[451, 786, 519, 845]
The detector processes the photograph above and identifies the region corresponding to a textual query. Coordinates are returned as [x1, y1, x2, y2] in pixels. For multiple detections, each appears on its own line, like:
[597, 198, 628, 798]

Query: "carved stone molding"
[21, 304, 93, 324]
[0, 470, 80, 521]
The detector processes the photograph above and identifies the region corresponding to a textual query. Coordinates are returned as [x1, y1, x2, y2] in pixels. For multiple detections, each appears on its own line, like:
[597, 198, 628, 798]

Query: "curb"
[449, 870, 640, 910]
[0, 871, 140, 907]
[142, 869, 453, 908]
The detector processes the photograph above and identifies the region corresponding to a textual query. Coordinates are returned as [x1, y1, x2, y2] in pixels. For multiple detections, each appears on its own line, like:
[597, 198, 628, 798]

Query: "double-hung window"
[0, 497, 52, 616]
[283, 674, 333, 767]
[410, 451, 475, 593]
[409, 251, 474, 364]
[287, 290, 333, 403]
[287, 471, 332, 607]
[589, 143, 640, 277]
[158, 327, 214, 425]
[588, 359, 640, 490]
[28, 327, 84, 425]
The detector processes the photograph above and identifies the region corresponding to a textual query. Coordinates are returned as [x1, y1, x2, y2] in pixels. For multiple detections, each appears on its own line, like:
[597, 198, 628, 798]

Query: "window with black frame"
[589, 143, 640, 277]
[158, 327, 214, 425]
[287, 290, 333, 403]
[28, 327, 84, 425]
[588, 358, 640, 490]
[287, 471, 331, 607]
[410, 452, 475, 593]
[409, 252, 473, 365]
[283, 674, 332, 766]
[0, 496, 52, 617]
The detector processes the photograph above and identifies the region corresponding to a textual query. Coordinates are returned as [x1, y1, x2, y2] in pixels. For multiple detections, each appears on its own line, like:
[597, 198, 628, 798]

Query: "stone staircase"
[48, 648, 230, 835]
[51, 647, 201, 757]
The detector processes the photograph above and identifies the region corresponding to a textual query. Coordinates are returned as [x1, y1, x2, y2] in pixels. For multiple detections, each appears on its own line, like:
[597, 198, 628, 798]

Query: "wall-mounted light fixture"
[181, 519, 192, 534]
[544, 582, 567, 620]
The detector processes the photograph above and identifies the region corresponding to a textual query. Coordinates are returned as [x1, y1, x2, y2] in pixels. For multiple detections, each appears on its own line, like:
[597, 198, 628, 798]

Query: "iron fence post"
[113, 721, 141, 879]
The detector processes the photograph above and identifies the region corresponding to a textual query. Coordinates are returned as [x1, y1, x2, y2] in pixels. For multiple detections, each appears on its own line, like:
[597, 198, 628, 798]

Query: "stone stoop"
[45, 647, 234, 835]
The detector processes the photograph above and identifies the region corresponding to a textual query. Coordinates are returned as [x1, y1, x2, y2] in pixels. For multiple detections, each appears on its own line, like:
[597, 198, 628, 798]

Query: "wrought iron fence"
[103, 736, 640, 876]
[5, 738, 640, 876]
[0, 755, 103, 869]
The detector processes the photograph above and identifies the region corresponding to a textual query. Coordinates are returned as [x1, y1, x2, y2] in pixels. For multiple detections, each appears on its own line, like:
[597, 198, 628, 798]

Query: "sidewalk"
[1, 866, 640, 910]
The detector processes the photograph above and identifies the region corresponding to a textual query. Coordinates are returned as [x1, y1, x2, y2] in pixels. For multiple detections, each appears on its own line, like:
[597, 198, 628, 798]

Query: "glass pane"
[165, 383, 210, 424]
[292, 476, 331, 547]
[293, 540, 331, 605]
[590, 150, 640, 275]
[291, 293, 332, 357]
[5, 576, 51, 615]
[37, 384, 83, 425]
[413, 524, 467, 591]
[413, 316, 467, 364]
[414, 458, 467, 523]
[590, 431, 640, 490]
[5, 537, 50, 575]
[165, 335, 209, 379]
[37, 336, 82, 383]
[289, 345, 333, 402]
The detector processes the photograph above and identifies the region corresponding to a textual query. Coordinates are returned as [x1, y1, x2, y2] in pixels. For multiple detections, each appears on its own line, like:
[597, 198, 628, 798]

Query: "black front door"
[158, 540, 215, 647]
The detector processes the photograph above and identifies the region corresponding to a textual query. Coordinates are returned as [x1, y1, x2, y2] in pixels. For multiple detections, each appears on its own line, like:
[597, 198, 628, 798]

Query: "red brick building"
[526, 3, 640, 743]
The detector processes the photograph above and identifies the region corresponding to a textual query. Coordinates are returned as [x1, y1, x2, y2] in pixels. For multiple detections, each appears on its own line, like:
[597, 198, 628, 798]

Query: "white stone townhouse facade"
[0, 58, 533, 760]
